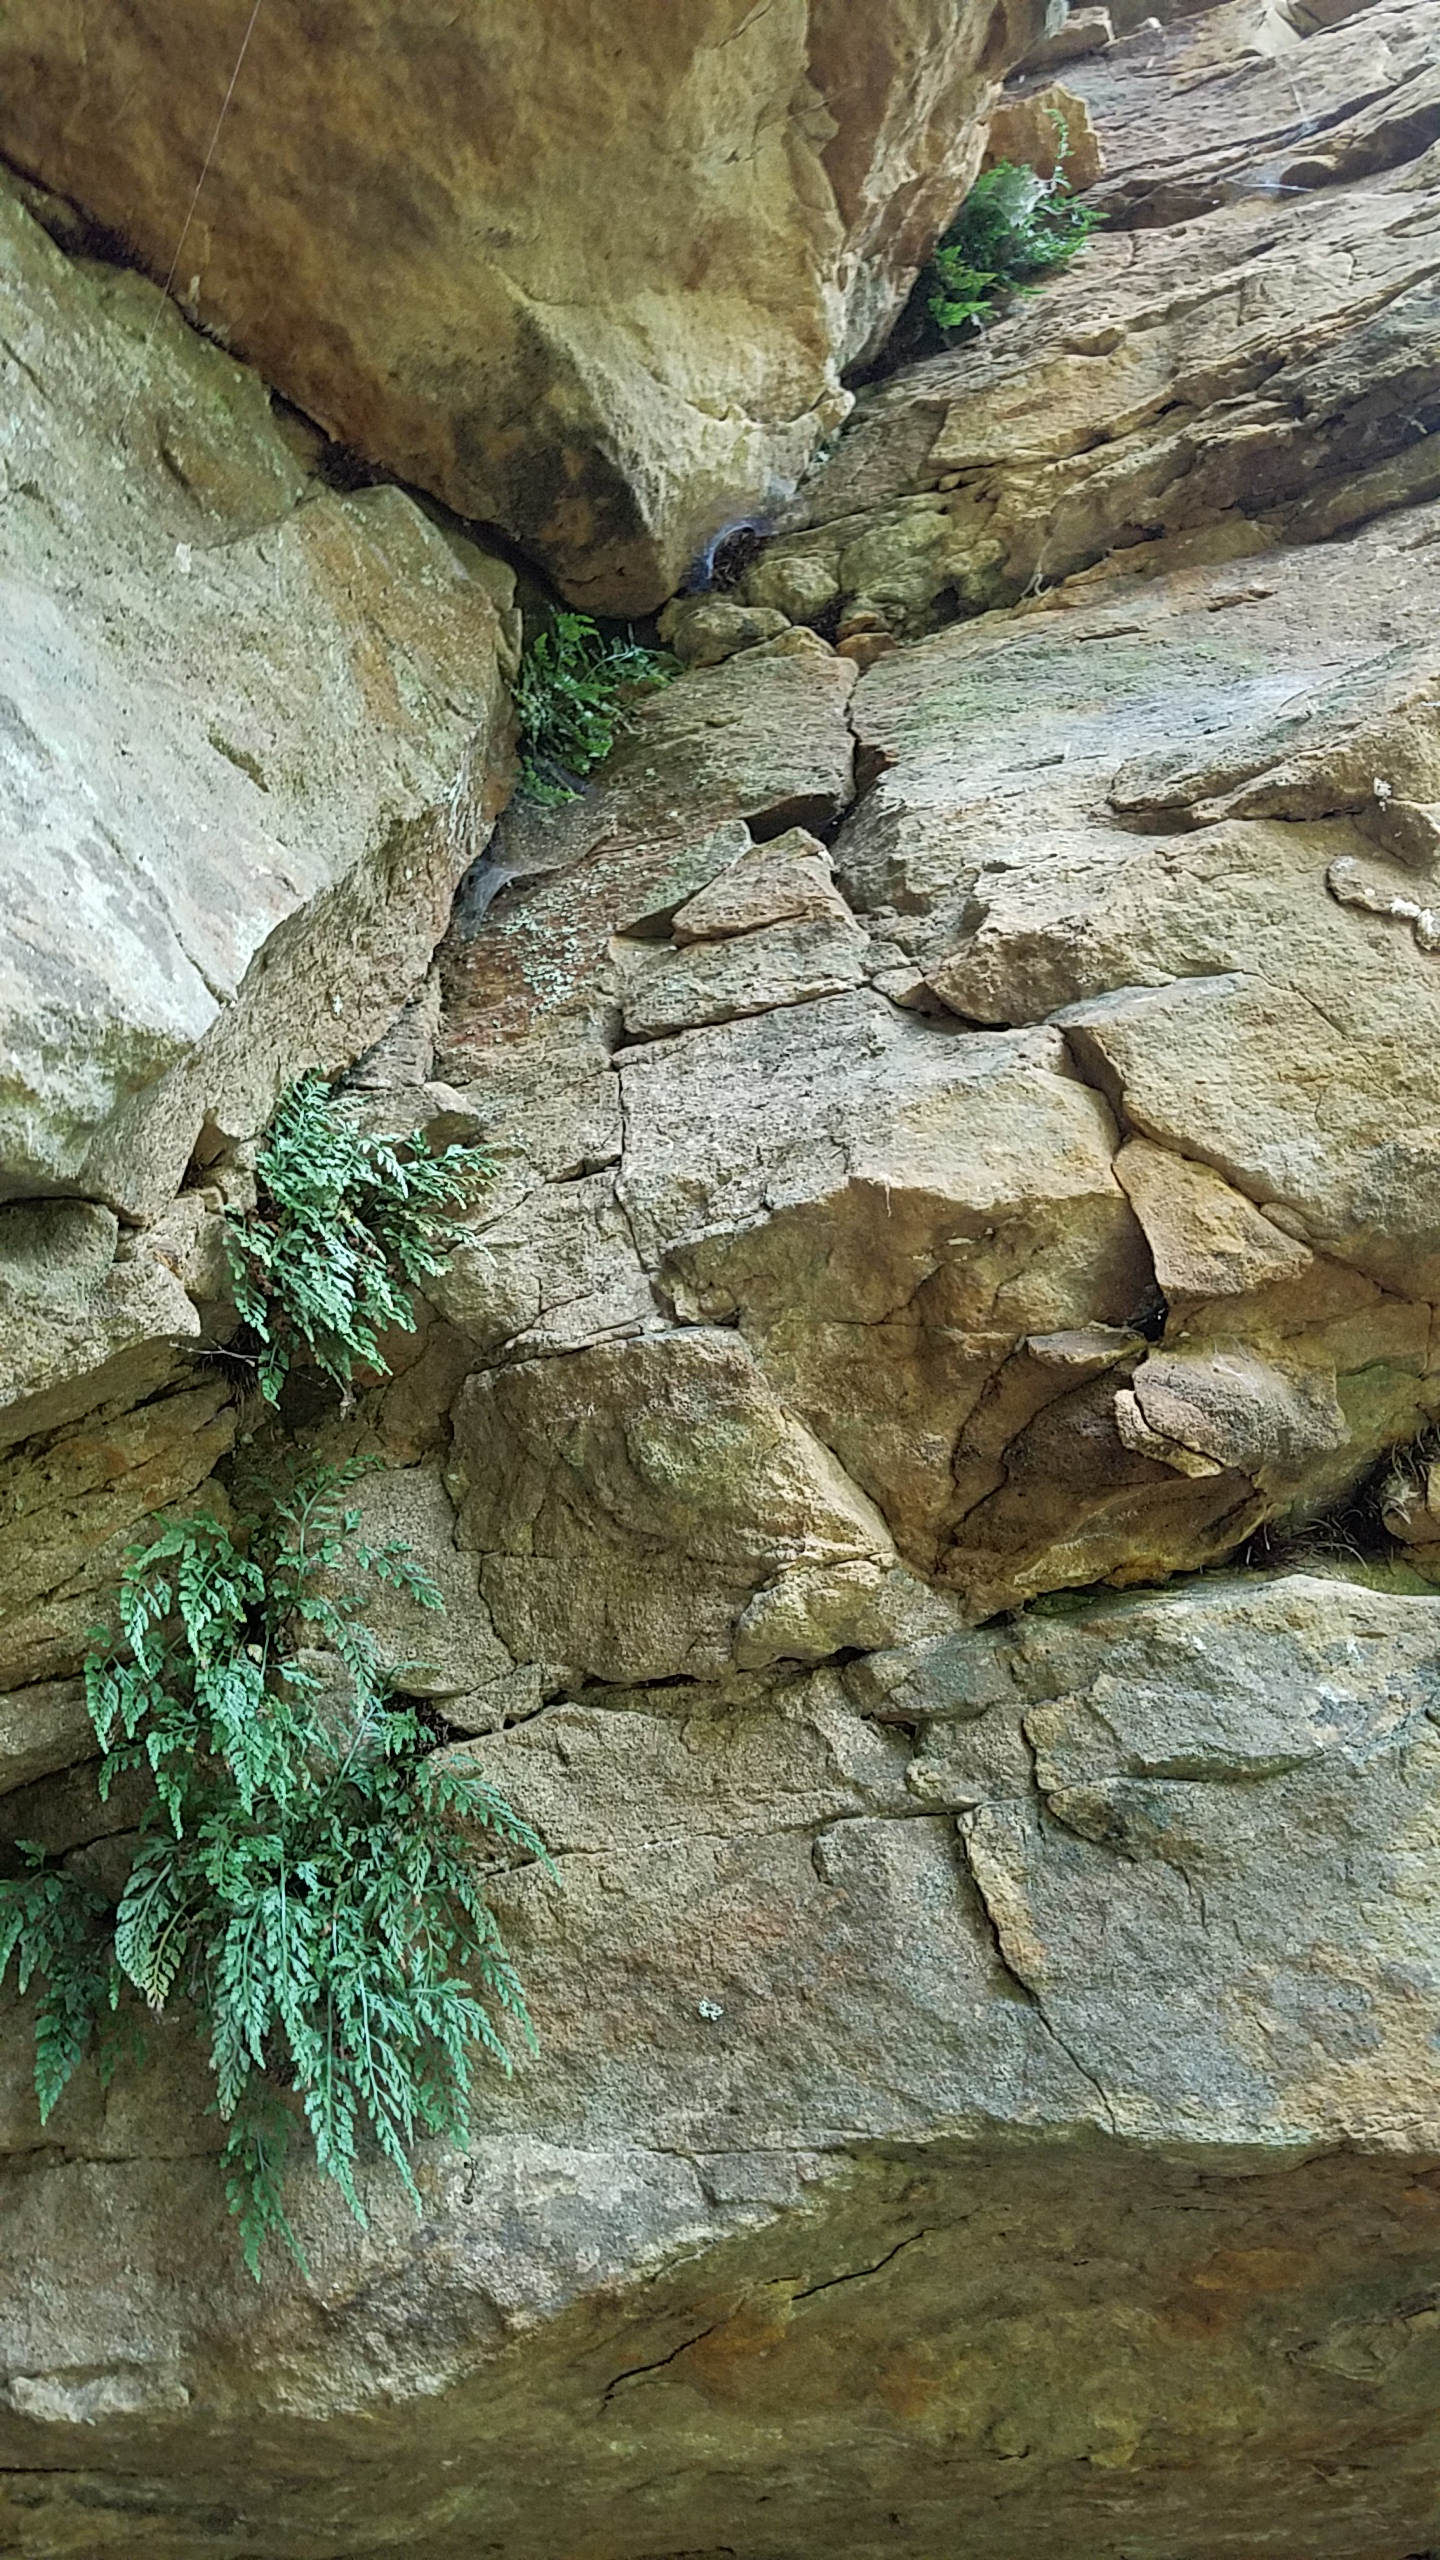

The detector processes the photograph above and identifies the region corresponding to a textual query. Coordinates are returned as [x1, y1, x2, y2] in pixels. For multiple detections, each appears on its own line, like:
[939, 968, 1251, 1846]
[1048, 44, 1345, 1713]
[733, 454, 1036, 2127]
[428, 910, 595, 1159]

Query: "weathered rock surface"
[744, 1, 1440, 635]
[983, 78, 1107, 188]
[430, 451, 1440, 1625]
[1077, 0, 1440, 219]
[0, 0, 1050, 612]
[0, 1374, 237, 1694]
[0, 175, 512, 1225]
[7, 1575, 1440, 2555]
[440, 634, 859, 1063]
[0, 1678, 89, 1798]
[0, 150, 515, 1653]
[10, 2, 1440, 2552]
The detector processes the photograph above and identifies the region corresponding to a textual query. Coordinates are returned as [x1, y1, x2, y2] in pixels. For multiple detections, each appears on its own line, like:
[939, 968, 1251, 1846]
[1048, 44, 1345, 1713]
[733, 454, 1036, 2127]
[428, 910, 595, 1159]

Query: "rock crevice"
[7, 0, 1440, 2551]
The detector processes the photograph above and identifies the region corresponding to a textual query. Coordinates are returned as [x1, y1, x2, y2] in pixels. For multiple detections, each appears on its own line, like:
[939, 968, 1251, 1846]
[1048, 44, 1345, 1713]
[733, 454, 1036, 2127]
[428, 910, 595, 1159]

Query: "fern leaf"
[55, 1445, 546, 2272]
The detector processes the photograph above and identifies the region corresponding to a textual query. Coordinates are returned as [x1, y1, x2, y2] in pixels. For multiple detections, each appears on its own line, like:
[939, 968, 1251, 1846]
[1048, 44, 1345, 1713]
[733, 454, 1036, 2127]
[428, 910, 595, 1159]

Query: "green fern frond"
[514, 612, 671, 804]
[925, 155, 1104, 342]
[0, 1853, 121, 2121]
[225, 1080, 492, 1406]
[7, 1457, 545, 2278]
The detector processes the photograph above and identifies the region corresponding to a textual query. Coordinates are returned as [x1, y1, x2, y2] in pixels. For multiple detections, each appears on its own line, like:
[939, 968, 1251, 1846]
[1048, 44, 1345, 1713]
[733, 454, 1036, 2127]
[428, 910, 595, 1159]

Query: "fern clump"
[0, 1460, 546, 2277]
[226, 1074, 490, 1404]
[514, 610, 670, 804]
[927, 152, 1103, 340]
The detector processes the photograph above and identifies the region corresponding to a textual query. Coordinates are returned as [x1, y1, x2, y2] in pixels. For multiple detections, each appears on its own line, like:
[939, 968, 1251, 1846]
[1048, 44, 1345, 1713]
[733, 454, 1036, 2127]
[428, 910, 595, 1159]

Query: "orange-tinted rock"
[0, 0, 1049, 610]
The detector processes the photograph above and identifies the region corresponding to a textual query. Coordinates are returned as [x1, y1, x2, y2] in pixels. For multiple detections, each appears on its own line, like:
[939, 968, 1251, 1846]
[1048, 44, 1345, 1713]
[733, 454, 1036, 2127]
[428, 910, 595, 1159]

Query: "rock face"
[744, 0, 1440, 635]
[7, 1575, 1440, 2555]
[0, 175, 513, 1228]
[8, 0, 1440, 2553]
[0, 162, 512, 1863]
[0, 0, 1049, 612]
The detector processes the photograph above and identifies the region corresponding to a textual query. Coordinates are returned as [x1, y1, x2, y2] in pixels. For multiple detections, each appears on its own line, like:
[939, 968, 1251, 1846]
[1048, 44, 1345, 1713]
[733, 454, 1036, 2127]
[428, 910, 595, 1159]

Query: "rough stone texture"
[0, 1373, 238, 1693]
[11, 3, 1440, 2551]
[0, 1679, 90, 1798]
[671, 826, 848, 942]
[983, 79, 1107, 187]
[1024, 3, 1115, 66]
[0, 0, 1050, 614]
[7, 1578, 1440, 2554]
[655, 594, 790, 667]
[0, 177, 512, 1225]
[1075, 0, 1440, 219]
[439, 635, 858, 1066]
[445, 477, 1440, 1630]
[614, 995, 1172, 1614]
[449, 1328, 899, 1683]
[0, 1203, 200, 1432]
[743, 2, 1440, 636]
[339, 1463, 516, 1701]
[621, 909, 873, 1038]
[425, 98, 1440, 1630]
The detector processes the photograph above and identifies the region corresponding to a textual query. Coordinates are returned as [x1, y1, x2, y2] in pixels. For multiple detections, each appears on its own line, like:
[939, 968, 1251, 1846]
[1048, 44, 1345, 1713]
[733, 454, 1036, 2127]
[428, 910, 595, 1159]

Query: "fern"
[514, 611, 670, 804]
[0, 1459, 549, 2278]
[0, 1850, 127, 2115]
[225, 1075, 491, 1404]
[927, 148, 1104, 340]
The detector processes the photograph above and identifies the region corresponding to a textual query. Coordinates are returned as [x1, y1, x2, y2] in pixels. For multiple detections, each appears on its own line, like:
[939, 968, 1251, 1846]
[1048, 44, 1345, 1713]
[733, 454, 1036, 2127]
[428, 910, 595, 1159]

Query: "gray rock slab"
[0, 180, 508, 1221]
[6, 1579, 1440, 2555]
[0, 1678, 92, 1797]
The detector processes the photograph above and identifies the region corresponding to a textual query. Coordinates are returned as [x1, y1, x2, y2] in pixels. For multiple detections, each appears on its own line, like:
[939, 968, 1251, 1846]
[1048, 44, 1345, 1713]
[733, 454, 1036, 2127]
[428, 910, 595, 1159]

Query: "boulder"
[656, 596, 790, 668]
[0, 0, 1052, 613]
[0, 178, 512, 1228]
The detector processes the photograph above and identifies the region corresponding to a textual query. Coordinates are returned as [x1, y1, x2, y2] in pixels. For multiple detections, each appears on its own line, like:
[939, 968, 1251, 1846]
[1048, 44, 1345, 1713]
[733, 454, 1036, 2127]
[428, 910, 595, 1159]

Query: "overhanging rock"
[0, 0, 1050, 611]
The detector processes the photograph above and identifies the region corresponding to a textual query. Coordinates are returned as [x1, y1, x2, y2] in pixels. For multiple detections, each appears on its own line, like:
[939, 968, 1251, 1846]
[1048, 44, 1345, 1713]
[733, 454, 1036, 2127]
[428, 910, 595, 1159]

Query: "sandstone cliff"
[4, 2, 1440, 2554]
[0, 0, 1049, 611]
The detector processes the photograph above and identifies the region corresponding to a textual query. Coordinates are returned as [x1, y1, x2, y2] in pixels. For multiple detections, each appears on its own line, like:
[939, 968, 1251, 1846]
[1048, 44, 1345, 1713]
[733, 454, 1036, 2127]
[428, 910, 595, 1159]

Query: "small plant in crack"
[0, 1457, 549, 2277]
[514, 610, 672, 804]
[1238, 1428, 1440, 1589]
[925, 126, 1104, 342]
[225, 1074, 491, 1405]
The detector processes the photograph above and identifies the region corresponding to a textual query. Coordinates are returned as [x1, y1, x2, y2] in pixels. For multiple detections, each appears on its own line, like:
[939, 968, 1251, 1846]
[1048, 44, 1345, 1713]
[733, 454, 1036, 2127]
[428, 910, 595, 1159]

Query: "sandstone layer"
[5, 1, 1440, 2554]
[6, 1578, 1440, 2558]
[743, 0, 1440, 634]
[0, 174, 514, 1235]
[0, 0, 1050, 612]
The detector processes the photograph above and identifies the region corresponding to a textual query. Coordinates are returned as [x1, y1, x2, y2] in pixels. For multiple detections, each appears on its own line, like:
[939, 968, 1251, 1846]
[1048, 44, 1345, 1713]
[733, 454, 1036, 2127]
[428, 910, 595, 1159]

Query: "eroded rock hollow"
[5, 0, 1440, 2552]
